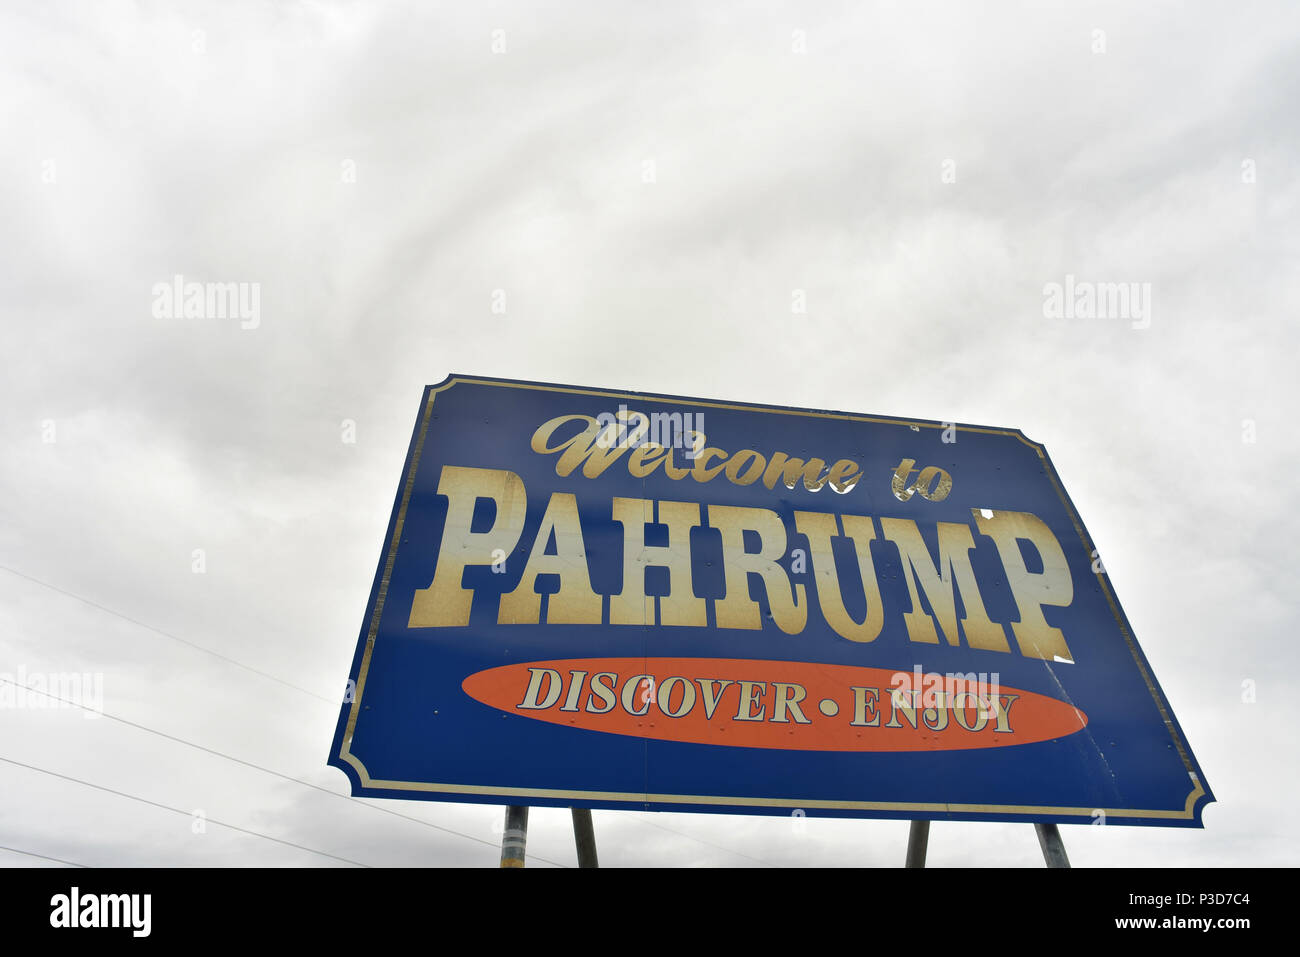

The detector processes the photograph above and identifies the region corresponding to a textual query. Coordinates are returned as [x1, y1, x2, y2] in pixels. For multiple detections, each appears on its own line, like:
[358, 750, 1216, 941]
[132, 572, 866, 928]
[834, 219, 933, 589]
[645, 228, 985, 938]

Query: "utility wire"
[0, 564, 336, 705]
[0, 843, 87, 867]
[1, 568, 751, 867]
[632, 815, 774, 866]
[0, 755, 370, 867]
[0, 679, 567, 868]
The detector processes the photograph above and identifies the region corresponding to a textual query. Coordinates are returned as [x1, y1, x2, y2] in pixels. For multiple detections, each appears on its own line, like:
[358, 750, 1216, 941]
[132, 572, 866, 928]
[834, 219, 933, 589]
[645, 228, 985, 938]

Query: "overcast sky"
[1, 0, 1296, 868]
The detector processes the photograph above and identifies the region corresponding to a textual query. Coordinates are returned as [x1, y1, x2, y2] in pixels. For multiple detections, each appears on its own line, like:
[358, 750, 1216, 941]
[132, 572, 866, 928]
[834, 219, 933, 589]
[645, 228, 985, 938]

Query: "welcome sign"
[328, 375, 1213, 826]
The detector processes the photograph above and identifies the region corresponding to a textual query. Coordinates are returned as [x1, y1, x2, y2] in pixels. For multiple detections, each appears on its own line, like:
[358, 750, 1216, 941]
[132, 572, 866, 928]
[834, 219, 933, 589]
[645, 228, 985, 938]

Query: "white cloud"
[0, 0, 1296, 867]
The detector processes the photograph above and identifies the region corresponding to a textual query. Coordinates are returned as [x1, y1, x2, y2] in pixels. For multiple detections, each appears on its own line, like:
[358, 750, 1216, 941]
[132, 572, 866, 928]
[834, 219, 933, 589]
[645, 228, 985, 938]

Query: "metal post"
[571, 807, 598, 868]
[500, 805, 528, 868]
[905, 820, 930, 868]
[1034, 822, 1070, 868]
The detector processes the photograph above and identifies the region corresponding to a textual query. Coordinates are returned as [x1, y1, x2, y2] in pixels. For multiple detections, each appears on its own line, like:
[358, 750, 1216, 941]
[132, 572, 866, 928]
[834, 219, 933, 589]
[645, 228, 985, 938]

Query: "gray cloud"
[1, 0, 1296, 867]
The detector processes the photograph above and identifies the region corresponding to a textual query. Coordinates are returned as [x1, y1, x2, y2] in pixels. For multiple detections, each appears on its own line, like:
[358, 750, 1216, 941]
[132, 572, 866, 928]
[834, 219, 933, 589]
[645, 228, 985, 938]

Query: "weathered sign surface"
[329, 375, 1213, 826]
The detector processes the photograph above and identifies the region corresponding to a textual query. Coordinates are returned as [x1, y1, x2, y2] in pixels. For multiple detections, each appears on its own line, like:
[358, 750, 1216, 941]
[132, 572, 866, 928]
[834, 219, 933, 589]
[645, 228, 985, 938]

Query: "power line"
[0, 572, 748, 868]
[0, 564, 336, 705]
[0, 571, 571, 866]
[0, 843, 87, 868]
[0, 679, 567, 868]
[0, 755, 369, 867]
[631, 815, 774, 866]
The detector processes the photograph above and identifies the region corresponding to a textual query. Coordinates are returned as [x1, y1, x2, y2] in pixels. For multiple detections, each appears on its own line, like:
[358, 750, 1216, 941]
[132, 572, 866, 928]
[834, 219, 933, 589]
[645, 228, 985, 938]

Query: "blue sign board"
[329, 375, 1213, 826]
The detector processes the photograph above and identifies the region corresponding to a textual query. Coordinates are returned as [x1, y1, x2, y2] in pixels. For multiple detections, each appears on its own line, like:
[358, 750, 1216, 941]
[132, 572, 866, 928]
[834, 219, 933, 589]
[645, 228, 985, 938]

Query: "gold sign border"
[335, 375, 1208, 823]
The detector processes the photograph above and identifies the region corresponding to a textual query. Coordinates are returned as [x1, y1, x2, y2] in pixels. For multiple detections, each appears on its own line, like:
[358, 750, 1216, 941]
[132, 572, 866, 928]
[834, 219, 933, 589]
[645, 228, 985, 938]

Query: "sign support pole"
[905, 820, 930, 867]
[571, 807, 599, 867]
[1034, 822, 1070, 868]
[500, 805, 529, 868]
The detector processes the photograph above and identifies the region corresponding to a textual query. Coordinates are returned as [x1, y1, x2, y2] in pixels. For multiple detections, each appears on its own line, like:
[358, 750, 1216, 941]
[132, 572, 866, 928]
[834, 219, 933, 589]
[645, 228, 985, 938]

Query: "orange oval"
[462, 657, 1087, 752]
